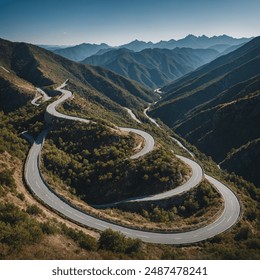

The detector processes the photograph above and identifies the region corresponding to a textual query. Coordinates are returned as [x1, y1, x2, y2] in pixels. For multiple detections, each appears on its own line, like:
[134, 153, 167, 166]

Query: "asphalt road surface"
[123, 107, 142, 124]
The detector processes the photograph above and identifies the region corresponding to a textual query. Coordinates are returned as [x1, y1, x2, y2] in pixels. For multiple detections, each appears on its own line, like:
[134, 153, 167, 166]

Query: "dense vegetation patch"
[0, 112, 28, 159]
[0, 203, 44, 255]
[100, 180, 222, 231]
[99, 229, 142, 254]
[131, 180, 221, 222]
[42, 119, 190, 204]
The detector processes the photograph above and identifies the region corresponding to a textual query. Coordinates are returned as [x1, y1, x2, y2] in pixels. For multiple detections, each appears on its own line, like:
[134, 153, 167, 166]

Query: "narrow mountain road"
[31, 88, 51, 106]
[24, 81, 240, 244]
[123, 107, 142, 124]
[144, 104, 160, 128]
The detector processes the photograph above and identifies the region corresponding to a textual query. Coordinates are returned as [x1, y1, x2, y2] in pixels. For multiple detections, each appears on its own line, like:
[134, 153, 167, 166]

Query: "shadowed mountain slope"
[82, 47, 218, 89]
[150, 37, 260, 186]
[53, 43, 111, 61]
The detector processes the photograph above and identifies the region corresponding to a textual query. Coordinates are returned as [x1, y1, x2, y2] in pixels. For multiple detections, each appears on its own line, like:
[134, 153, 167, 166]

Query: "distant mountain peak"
[81, 42, 109, 47]
[53, 42, 111, 61]
[185, 34, 197, 39]
[199, 35, 209, 38]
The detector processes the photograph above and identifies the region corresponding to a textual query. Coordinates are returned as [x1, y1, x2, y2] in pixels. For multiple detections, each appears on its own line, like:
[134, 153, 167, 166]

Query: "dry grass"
[6, 234, 101, 260]
[0, 68, 35, 94]
[0, 152, 99, 239]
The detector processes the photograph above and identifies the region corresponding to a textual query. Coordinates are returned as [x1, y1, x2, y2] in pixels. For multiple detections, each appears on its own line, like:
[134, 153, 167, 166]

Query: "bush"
[77, 231, 97, 251]
[60, 223, 97, 251]
[40, 222, 58, 235]
[99, 229, 142, 254]
[26, 204, 43, 215]
[0, 203, 43, 249]
[0, 170, 16, 188]
[17, 193, 25, 201]
[235, 226, 251, 241]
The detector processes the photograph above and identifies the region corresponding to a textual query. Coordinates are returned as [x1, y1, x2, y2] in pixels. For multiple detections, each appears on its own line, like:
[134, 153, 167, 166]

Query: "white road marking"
[95, 223, 108, 228]
[136, 234, 150, 238]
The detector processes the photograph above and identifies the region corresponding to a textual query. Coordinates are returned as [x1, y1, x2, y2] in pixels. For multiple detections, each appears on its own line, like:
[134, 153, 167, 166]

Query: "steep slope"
[150, 37, 260, 185]
[53, 43, 111, 61]
[153, 37, 260, 118]
[0, 68, 35, 112]
[82, 47, 218, 89]
[160, 37, 260, 96]
[0, 38, 157, 117]
[220, 139, 260, 186]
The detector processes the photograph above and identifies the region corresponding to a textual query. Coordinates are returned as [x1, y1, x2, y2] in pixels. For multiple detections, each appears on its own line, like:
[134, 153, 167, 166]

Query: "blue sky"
[0, 0, 259, 45]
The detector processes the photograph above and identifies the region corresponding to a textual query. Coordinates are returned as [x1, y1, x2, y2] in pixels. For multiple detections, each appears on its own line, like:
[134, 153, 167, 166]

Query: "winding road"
[25, 81, 240, 244]
[123, 107, 142, 124]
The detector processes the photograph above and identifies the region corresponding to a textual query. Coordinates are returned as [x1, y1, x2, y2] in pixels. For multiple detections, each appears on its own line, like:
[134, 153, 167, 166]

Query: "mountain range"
[51, 35, 251, 62]
[150, 36, 260, 186]
[82, 47, 219, 89]
[48, 35, 251, 90]
[120, 35, 251, 52]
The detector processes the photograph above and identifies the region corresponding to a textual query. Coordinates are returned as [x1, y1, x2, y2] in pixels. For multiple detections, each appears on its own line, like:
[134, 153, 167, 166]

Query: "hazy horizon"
[1, 34, 254, 48]
[0, 0, 259, 46]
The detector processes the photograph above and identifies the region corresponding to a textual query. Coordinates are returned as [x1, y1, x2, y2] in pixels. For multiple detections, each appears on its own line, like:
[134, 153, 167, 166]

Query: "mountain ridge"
[82, 47, 218, 89]
[51, 35, 252, 62]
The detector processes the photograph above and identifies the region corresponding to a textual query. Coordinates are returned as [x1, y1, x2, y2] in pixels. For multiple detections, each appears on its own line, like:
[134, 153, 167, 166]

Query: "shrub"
[26, 204, 43, 215]
[235, 226, 251, 241]
[99, 229, 142, 254]
[0, 170, 16, 188]
[60, 223, 97, 251]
